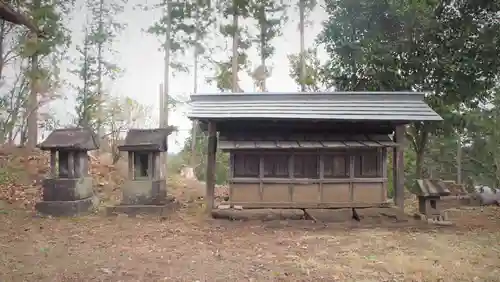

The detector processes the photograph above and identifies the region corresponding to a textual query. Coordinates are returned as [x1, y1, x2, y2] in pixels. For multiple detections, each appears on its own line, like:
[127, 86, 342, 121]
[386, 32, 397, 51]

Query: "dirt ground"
[0, 205, 499, 282]
[1, 148, 500, 281]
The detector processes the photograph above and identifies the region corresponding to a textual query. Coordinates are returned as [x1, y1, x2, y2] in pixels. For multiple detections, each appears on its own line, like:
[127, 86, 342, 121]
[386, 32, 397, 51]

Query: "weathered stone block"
[121, 180, 167, 205]
[106, 196, 179, 217]
[42, 177, 93, 201]
[35, 196, 99, 217]
[106, 204, 179, 217]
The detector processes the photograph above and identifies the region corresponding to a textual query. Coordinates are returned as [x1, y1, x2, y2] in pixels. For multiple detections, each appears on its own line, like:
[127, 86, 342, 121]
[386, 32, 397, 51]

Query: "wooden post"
[288, 153, 294, 202]
[456, 133, 462, 184]
[381, 148, 388, 202]
[228, 152, 234, 203]
[318, 154, 324, 202]
[205, 121, 217, 212]
[393, 125, 405, 209]
[259, 155, 264, 201]
[349, 154, 355, 203]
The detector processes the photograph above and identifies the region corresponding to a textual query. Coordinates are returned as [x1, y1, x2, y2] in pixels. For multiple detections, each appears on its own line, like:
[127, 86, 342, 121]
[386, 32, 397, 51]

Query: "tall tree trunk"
[82, 31, 90, 127]
[189, 7, 200, 171]
[231, 0, 239, 92]
[161, 0, 172, 179]
[96, 0, 104, 138]
[26, 0, 40, 149]
[299, 0, 306, 92]
[259, 6, 266, 92]
[26, 49, 38, 149]
[0, 20, 5, 80]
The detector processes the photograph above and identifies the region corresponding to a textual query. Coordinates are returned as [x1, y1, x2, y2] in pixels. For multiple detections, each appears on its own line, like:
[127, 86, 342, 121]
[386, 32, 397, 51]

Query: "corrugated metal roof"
[415, 179, 451, 197]
[219, 134, 396, 150]
[187, 92, 442, 121]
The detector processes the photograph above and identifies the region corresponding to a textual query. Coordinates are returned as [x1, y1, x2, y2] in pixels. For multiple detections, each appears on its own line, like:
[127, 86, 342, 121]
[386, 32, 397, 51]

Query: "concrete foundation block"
[121, 179, 167, 205]
[42, 177, 93, 201]
[106, 194, 178, 217]
[35, 196, 99, 217]
[106, 202, 179, 217]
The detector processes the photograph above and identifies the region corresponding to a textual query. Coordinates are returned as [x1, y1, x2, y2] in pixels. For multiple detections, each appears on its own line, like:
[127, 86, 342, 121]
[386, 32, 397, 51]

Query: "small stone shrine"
[414, 179, 451, 223]
[106, 127, 178, 216]
[36, 127, 99, 216]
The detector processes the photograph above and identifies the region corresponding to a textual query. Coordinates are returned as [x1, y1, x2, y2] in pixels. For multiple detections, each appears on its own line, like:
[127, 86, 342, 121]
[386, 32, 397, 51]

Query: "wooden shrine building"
[188, 92, 442, 211]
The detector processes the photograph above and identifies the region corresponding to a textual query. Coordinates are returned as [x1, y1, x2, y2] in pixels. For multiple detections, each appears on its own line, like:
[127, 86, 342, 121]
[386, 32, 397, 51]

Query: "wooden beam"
[229, 177, 387, 184]
[393, 125, 405, 209]
[205, 121, 217, 212]
[224, 202, 391, 209]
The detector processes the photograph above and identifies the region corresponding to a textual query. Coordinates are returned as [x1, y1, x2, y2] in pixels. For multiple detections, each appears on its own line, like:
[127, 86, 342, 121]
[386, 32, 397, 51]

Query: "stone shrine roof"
[119, 127, 176, 152]
[38, 127, 99, 151]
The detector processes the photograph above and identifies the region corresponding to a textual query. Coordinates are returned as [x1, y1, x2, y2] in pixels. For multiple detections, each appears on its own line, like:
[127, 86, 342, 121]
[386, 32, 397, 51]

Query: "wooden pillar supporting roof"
[205, 121, 217, 212]
[393, 125, 405, 209]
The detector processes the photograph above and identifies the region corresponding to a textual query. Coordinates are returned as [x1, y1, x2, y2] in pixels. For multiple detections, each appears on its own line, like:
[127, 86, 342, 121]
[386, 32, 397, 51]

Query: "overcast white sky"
[51, 1, 328, 153]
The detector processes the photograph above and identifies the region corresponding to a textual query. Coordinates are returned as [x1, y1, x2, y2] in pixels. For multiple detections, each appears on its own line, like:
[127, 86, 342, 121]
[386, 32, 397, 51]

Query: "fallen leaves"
[0, 147, 125, 210]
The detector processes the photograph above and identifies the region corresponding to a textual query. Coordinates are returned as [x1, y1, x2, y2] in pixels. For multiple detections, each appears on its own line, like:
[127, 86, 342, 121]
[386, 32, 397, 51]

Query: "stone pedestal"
[108, 128, 178, 217]
[417, 195, 450, 222]
[106, 180, 178, 217]
[36, 177, 98, 216]
[121, 180, 167, 205]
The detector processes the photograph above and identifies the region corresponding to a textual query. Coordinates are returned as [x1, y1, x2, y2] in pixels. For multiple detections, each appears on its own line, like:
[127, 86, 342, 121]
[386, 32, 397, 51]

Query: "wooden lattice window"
[263, 154, 289, 177]
[233, 153, 259, 177]
[324, 154, 349, 178]
[354, 149, 381, 178]
[294, 154, 319, 178]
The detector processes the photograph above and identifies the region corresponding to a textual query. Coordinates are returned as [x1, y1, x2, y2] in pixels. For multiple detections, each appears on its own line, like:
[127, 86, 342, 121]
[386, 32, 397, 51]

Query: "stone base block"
[105, 203, 179, 217]
[35, 196, 99, 217]
[121, 179, 167, 205]
[42, 177, 93, 201]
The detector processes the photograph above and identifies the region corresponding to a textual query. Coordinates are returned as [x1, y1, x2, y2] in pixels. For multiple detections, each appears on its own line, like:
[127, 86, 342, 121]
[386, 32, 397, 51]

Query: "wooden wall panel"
[322, 183, 350, 203]
[352, 182, 384, 203]
[231, 183, 260, 202]
[262, 184, 290, 202]
[293, 184, 320, 203]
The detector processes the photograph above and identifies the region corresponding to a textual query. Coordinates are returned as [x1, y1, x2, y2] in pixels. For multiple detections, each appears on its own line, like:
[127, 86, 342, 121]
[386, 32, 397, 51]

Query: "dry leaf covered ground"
[1, 148, 500, 282]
